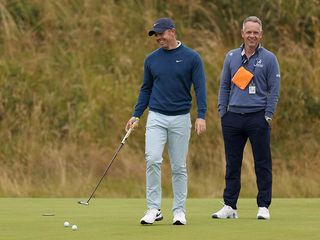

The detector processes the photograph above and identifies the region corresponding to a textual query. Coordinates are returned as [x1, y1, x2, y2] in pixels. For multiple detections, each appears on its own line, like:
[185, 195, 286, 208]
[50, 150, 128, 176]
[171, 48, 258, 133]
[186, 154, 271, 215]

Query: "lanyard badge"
[249, 82, 256, 94]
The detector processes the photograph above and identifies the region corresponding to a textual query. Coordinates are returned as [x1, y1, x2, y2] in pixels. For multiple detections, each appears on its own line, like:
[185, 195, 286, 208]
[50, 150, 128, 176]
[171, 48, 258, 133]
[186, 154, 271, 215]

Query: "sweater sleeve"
[133, 60, 153, 118]
[192, 53, 207, 119]
[218, 53, 232, 117]
[265, 54, 281, 118]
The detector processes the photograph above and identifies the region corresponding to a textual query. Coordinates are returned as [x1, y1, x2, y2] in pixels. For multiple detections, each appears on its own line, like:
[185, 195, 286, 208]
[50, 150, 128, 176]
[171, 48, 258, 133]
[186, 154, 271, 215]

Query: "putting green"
[0, 198, 319, 240]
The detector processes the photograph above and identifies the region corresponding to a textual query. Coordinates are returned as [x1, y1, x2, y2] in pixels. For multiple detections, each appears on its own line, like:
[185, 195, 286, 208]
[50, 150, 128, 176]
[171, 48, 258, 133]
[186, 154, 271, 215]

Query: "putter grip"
[121, 121, 137, 144]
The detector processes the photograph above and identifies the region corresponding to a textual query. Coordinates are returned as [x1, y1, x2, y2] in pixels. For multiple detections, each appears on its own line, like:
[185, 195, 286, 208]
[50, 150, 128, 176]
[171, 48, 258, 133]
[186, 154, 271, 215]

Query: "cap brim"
[148, 30, 156, 36]
[148, 27, 169, 36]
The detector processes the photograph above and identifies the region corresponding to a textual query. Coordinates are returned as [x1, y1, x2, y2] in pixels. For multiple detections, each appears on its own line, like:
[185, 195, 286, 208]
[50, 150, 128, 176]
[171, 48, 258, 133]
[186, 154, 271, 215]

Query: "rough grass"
[0, 0, 319, 197]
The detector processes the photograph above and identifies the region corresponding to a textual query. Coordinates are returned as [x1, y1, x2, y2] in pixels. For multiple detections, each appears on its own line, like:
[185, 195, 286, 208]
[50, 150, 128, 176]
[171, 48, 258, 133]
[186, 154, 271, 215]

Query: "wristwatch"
[265, 116, 272, 126]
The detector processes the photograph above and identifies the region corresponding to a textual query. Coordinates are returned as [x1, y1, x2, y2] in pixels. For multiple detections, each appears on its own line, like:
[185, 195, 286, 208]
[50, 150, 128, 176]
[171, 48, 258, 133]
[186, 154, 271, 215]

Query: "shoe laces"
[218, 201, 234, 210]
[258, 207, 269, 214]
[145, 208, 159, 215]
[174, 211, 185, 220]
[216, 204, 233, 214]
[175, 210, 184, 216]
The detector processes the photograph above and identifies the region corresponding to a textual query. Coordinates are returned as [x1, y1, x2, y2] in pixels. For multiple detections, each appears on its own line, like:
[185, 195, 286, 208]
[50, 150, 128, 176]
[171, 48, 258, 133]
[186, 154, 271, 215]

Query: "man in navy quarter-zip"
[125, 18, 207, 225]
[211, 16, 280, 220]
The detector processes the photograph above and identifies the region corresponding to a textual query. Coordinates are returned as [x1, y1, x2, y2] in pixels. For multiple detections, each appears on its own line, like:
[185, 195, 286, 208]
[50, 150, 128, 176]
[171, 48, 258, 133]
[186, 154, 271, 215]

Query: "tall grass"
[0, 0, 319, 197]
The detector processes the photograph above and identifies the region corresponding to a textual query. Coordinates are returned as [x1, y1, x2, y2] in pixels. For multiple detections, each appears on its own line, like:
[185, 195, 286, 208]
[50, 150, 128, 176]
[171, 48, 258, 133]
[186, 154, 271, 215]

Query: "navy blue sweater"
[133, 44, 207, 119]
[218, 45, 280, 118]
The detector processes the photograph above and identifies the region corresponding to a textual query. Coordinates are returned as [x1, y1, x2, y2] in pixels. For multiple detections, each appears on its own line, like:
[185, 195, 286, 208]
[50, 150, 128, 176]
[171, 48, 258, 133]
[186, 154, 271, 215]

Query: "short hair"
[242, 16, 262, 31]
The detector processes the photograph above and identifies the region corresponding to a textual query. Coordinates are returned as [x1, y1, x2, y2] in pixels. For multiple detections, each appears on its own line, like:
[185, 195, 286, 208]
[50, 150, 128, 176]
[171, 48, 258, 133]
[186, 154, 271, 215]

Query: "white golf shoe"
[257, 207, 270, 220]
[211, 205, 238, 219]
[140, 209, 163, 224]
[173, 210, 186, 225]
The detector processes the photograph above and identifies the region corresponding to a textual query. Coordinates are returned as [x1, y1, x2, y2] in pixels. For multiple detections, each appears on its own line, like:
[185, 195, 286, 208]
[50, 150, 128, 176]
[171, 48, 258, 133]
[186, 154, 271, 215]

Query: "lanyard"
[241, 52, 259, 86]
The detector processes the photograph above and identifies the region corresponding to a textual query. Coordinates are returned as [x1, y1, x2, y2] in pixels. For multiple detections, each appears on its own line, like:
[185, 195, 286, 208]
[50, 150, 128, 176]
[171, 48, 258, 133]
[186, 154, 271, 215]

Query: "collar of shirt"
[240, 43, 261, 59]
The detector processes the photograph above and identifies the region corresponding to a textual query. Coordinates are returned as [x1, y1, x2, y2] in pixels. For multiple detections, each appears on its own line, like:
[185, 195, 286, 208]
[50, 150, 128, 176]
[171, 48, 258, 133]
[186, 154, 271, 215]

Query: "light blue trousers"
[145, 111, 191, 213]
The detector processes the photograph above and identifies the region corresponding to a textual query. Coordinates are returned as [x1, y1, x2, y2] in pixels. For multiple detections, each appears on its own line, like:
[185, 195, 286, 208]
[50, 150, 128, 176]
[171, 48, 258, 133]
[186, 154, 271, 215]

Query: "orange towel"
[232, 66, 254, 90]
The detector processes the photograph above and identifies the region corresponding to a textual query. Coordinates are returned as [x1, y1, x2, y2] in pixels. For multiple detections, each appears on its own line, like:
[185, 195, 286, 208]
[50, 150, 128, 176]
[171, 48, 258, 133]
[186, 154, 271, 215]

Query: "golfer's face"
[241, 21, 263, 49]
[155, 29, 175, 50]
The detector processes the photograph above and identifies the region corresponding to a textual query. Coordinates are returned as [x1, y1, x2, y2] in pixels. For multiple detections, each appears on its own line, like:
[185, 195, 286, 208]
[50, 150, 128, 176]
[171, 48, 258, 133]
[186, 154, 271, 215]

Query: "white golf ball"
[71, 224, 78, 231]
[64, 221, 70, 227]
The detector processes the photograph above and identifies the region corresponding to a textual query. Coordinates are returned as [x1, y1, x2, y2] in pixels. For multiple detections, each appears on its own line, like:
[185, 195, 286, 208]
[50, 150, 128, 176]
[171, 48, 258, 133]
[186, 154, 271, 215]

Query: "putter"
[78, 122, 137, 206]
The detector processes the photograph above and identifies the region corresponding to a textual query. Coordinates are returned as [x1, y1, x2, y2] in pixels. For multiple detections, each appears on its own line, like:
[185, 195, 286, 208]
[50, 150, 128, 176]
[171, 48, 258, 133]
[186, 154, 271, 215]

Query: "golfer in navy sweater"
[212, 16, 280, 220]
[126, 18, 207, 225]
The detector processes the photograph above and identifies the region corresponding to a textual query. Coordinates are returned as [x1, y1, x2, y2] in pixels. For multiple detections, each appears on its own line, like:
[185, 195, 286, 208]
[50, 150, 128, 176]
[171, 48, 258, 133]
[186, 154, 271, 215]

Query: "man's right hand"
[125, 117, 139, 132]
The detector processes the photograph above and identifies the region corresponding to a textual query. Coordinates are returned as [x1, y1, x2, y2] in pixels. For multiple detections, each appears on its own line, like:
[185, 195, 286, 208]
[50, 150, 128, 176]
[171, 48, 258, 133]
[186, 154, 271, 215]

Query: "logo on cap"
[148, 18, 175, 36]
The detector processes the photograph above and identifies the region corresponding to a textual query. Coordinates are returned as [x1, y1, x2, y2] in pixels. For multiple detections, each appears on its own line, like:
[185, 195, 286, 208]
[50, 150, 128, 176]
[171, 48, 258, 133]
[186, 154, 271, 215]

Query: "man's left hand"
[195, 118, 206, 135]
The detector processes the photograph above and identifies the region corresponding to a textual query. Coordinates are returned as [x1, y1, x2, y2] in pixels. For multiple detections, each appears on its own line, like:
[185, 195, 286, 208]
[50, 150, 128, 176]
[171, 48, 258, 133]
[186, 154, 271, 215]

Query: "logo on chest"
[254, 59, 264, 68]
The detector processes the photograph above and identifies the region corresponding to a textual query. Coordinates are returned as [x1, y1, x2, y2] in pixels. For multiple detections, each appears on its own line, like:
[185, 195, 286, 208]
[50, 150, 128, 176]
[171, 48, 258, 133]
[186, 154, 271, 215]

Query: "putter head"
[78, 200, 89, 206]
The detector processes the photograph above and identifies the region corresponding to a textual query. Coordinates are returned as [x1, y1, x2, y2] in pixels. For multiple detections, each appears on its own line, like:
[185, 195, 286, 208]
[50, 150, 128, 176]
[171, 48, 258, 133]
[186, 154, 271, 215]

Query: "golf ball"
[64, 221, 70, 227]
[72, 224, 78, 231]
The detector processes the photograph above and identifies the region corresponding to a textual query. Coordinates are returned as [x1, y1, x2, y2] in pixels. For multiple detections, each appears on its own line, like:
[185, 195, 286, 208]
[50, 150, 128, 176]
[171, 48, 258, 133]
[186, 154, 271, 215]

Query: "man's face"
[241, 21, 263, 49]
[154, 29, 176, 50]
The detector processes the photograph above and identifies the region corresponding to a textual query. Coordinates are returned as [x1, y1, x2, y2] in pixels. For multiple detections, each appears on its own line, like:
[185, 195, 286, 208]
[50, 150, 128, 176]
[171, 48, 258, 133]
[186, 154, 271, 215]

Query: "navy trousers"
[221, 110, 272, 209]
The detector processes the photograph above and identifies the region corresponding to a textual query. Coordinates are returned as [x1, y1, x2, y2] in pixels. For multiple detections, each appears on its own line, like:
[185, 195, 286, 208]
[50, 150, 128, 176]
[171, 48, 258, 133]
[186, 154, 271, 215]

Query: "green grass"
[0, 0, 320, 198]
[0, 198, 319, 240]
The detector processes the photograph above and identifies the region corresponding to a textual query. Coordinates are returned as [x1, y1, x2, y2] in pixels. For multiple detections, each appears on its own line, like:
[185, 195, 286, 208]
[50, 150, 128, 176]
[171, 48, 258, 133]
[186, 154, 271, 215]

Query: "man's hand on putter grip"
[125, 117, 139, 132]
